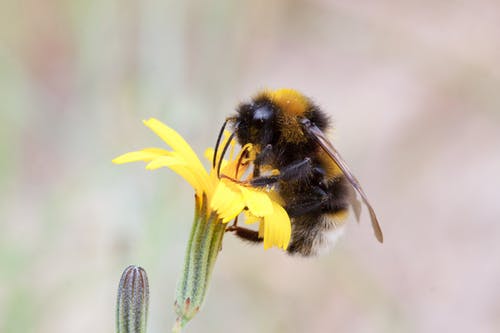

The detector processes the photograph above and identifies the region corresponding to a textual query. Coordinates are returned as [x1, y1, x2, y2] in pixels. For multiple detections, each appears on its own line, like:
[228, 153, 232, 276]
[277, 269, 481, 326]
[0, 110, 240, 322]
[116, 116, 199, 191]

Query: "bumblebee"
[214, 89, 383, 256]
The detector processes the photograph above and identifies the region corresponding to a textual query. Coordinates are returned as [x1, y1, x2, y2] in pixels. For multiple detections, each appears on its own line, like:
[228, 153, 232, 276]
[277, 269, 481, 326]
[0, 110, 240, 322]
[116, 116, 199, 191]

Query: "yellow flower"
[113, 118, 291, 250]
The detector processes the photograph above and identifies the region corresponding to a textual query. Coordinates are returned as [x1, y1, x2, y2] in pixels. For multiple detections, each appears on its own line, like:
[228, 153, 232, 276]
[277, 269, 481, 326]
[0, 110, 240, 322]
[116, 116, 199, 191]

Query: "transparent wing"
[302, 119, 384, 243]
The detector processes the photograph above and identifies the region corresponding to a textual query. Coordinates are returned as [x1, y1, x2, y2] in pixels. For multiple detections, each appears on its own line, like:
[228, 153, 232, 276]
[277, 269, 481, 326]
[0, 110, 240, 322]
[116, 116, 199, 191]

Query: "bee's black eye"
[253, 106, 273, 123]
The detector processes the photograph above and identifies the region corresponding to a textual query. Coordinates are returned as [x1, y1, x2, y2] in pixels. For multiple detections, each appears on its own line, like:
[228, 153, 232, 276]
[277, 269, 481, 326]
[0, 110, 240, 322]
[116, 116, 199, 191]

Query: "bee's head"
[230, 89, 329, 147]
[234, 99, 277, 146]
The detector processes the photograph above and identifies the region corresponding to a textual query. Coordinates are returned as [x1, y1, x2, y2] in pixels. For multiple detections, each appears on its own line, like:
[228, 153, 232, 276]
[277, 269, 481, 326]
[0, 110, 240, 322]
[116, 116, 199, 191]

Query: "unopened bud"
[116, 265, 149, 333]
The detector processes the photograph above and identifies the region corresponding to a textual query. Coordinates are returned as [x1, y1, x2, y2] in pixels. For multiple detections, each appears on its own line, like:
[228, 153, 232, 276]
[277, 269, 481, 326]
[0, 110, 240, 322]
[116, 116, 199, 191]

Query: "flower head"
[113, 118, 291, 250]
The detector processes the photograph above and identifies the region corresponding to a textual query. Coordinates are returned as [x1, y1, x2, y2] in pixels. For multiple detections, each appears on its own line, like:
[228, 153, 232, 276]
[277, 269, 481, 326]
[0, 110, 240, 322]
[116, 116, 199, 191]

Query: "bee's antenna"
[216, 131, 236, 178]
[212, 119, 229, 168]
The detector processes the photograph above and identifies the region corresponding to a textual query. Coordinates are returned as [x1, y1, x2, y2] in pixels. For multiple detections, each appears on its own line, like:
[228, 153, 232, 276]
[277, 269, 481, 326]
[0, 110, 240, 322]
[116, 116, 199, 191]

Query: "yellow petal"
[210, 181, 245, 222]
[263, 218, 271, 250]
[143, 118, 206, 177]
[204, 148, 215, 163]
[263, 201, 291, 250]
[210, 181, 230, 211]
[145, 152, 211, 194]
[220, 198, 245, 223]
[112, 148, 171, 164]
[240, 187, 273, 217]
[205, 132, 234, 175]
[258, 220, 265, 238]
[206, 149, 228, 174]
[213, 184, 243, 221]
[144, 156, 201, 192]
[243, 211, 261, 225]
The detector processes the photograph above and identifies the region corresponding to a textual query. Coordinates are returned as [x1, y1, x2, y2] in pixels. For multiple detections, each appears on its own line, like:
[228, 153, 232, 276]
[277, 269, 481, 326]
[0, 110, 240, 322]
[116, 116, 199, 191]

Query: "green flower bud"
[116, 265, 149, 333]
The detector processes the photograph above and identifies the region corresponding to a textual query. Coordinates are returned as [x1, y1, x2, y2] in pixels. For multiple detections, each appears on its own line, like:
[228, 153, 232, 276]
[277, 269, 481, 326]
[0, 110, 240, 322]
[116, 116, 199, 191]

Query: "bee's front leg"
[250, 157, 313, 187]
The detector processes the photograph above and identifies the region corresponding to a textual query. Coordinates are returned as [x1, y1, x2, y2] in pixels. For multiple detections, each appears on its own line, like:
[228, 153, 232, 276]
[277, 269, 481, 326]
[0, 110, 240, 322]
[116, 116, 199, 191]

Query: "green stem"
[173, 195, 225, 332]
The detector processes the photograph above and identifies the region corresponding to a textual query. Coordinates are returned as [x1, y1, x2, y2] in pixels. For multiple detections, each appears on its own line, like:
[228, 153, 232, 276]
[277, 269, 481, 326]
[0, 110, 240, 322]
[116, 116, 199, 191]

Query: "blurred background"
[1, 0, 500, 332]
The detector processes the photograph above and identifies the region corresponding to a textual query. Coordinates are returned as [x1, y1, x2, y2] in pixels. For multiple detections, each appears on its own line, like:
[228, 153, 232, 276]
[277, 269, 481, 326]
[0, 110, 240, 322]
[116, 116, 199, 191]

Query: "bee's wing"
[350, 193, 362, 222]
[302, 120, 384, 243]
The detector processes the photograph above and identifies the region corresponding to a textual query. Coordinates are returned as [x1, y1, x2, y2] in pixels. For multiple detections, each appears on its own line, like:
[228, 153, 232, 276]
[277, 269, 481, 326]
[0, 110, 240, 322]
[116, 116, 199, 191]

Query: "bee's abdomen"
[287, 213, 347, 256]
[283, 176, 352, 256]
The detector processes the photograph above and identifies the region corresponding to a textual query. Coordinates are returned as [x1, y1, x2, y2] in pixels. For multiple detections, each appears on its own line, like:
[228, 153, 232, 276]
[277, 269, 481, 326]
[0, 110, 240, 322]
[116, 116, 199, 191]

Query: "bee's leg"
[222, 158, 313, 187]
[248, 175, 280, 187]
[230, 215, 239, 228]
[226, 225, 263, 243]
[286, 178, 350, 217]
[250, 157, 314, 187]
[285, 189, 326, 217]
